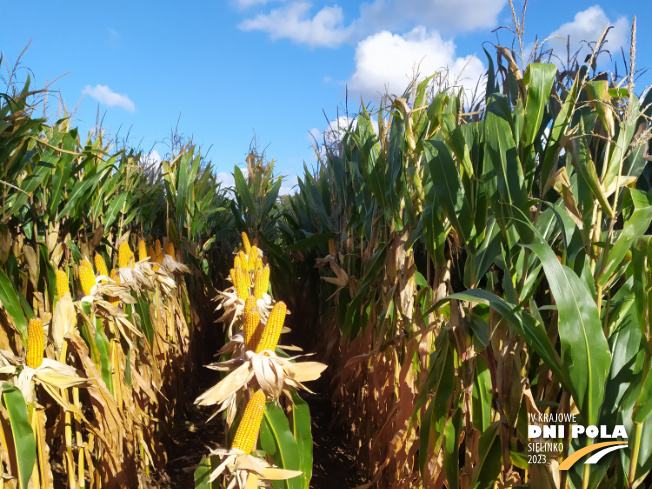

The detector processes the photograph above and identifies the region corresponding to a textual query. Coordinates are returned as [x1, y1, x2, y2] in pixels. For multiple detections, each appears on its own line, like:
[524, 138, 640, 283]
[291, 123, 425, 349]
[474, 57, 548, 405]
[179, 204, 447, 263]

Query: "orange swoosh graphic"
[557, 441, 628, 470]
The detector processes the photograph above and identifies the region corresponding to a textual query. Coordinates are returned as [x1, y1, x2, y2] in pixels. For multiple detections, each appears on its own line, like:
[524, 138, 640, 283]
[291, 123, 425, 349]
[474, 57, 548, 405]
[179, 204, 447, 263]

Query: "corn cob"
[109, 269, 120, 305]
[256, 257, 263, 270]
[243, 307, 261, 351]
[234, 255, 243, 271]
[79, 259, 96, 296]
[56, 270, 70, 298]
[238, 250, 248, 271]
[119, 241, 133, 269]
[255, 301, 286, 353]
[254, 265, 270, 300]
[234, 268, 249, 300]
[149, 245, 160, 270]
[166, 241, 174, 258]
[328, 238, 335, 256]
[242, 232, 251, 255]
[138, 240, 147, 262]
[26, 317, 45, 369]
[247, 246, 259, 270]
[231, 391, 266, 455]
[155, 239, 162, 256]
[94, 253, 109, 279]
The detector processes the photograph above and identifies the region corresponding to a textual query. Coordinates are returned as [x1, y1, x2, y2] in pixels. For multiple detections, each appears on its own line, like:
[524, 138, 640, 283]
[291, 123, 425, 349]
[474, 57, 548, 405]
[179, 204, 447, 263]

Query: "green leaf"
[2, 385, 36, 489]
[522, 63, 556, 147]
[260, 402, 302, 489]
[234, 166, 256, 213]
[433, 289, 567, 389]
[598, 189, 652, 287]
[290, 392, 312, 488]
[0, 268, 28, 341]
[525, 240, 611, 425]
[471, 421, 501, 489]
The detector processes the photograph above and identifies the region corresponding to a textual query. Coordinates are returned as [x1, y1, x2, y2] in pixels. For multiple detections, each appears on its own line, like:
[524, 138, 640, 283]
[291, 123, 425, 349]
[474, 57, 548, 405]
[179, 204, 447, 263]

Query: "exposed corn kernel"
[56, 270, 70, 298]
[255, 301, 286, 353]
[242, 232, 251, 255]
[94, 254, 109, 280]
[138, 240, 147, 262]
[79, 259, 96, 296]
[254, 265, 270, 300]
[26, 317, 45, 369]
[231, 391, 266, 455]
[243, 302, 261, 351]
[119, 241, 133, 269]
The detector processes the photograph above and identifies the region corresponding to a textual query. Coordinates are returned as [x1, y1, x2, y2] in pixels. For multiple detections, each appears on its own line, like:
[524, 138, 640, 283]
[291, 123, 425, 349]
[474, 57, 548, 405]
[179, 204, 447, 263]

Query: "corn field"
[2, 21, 652, 489]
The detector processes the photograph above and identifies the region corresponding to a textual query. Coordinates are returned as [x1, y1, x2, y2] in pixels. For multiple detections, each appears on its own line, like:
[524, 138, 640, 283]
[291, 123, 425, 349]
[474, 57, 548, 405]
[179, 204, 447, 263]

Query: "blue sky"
[1, 1, 650, 194]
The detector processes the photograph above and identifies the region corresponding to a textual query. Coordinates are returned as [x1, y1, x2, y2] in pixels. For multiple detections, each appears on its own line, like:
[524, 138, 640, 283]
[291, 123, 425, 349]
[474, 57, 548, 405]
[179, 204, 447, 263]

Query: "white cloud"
[357, 0, 507, 36]
[239, 2, 355, 48]
[544, 6, 629, 66]
[238, 0, 506, 48]
[141, 150, 161, 168]
[279, 175, 299, 196]
[348, 26, 485, 101]
[82, 85, 135, 112]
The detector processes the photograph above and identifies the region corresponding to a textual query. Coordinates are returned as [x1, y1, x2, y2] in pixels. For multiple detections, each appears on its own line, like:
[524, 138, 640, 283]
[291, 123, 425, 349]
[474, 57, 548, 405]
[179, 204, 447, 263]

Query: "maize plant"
[279, 21, 652, 489]
[194, 233, 326, 489]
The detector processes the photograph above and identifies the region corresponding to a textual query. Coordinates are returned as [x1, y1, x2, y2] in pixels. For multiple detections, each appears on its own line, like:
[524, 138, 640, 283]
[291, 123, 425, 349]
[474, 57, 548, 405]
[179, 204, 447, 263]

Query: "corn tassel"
[231, 391, 266, 455]
[56, 270, 70, 298]
[242, 232, 251, 255]
[255, 301, 286, 353]
[94, 253, 109, 279]
[254, 265, 270, 300]
[235, 268, 249, 300]
[119, 241, 133, 269]
[26, 317, 45, 368]
[243, 297, 260, 350]
[79, 259, 96, 296]
[138, 240, 147, 262]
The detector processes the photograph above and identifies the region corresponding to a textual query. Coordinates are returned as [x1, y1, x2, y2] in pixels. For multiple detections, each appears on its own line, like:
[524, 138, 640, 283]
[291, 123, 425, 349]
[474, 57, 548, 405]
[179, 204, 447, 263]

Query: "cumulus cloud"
[544, 6, 629, 66]
[234, 0, 277, 8]
[140, 150, 162, 168]
[348, 26, 485, 101]
[238, 0, 506, 47]
[279, 174, 299, 196]
[239, 2, 354, 48]
[82, 85, 135, 112]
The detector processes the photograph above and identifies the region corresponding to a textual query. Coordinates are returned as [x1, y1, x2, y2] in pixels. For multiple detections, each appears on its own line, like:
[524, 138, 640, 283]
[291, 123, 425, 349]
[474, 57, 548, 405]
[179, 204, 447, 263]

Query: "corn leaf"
[1, 385, 36, 489]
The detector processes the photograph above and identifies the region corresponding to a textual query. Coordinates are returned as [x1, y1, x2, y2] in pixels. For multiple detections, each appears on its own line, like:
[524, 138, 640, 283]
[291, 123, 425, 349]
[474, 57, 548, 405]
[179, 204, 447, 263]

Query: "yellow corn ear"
[254, 265, 270, 300]
[248, 246, 259, 270]
[243, 300, 261, 351]
[256, 257, 263, 270]
[166, 241, 174, 257]
[109, 269, 120, 305]
[235, 268, 249, 300]
[56, 270, 70, 298]
[138, 240, 147, 262]
[255, 301, 286, 353]
[239, 250, 248, 271]
[328, 238, 335, 256]
[231, 391, 266, 455]
[94, 253, 108, 279]
[119, 241, 133, 269]
[242, 232, 251, 254]
[234, 255, 242, 271]
[26, 318, 44, 369]
[155, 239, 162, 257]
[79, 259, 96, 296]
